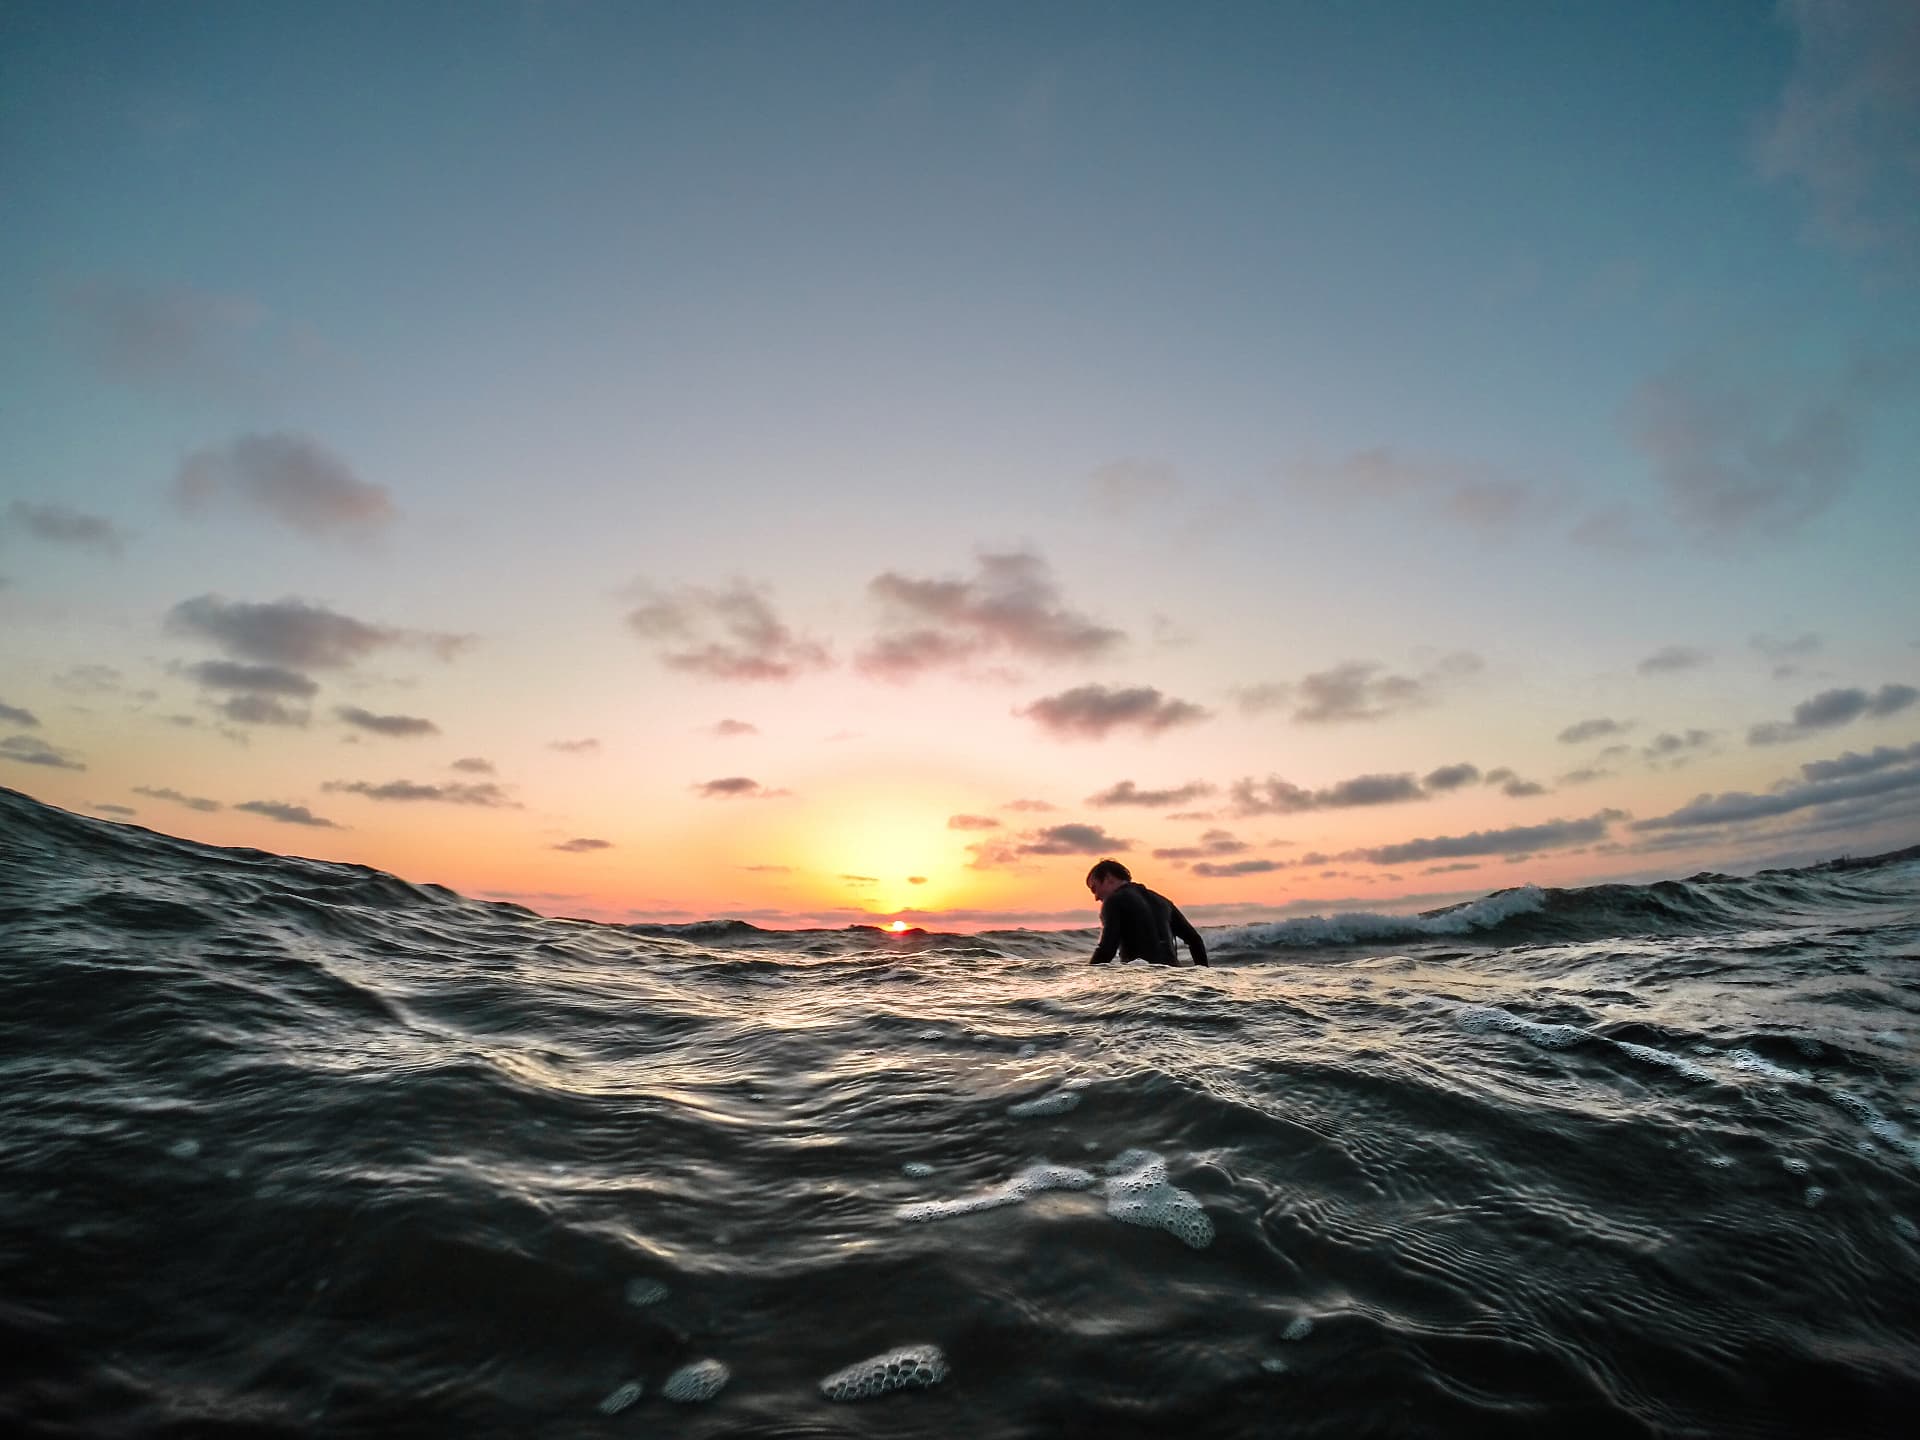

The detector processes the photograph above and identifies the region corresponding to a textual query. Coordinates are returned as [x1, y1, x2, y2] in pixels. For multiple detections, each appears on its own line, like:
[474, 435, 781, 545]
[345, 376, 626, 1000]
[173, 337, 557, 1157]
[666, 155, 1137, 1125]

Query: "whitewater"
[3, 784, 1918, 1438]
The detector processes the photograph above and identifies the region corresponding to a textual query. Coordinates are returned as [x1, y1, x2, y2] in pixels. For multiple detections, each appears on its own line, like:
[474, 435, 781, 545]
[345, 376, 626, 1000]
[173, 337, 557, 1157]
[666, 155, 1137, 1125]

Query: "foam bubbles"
[1457, 1005, 1586, 1049]
[1893, 1215, 1918, 1241]
[597, 1381, 642, 1414]
[1782, 1157, 1811, 1177]
[897, 1162, 1096, 1223]
[624, 1277, 669, 1306]
[819, 1343, 949, 1401]
[662, 1358, 729, 1403]
[1103, 1149, 1214, 1249]
[1731, 1049, 1805, 1084]
[1282, 1316, 1314, 1341]
[1615, 1041, 1714, 1082]
[1804, 1186, 1826, 1208]
[901, 1161, 934, 1178]
[168, 1138, 201, 1160]
[1007, 1089, 1081, 1118]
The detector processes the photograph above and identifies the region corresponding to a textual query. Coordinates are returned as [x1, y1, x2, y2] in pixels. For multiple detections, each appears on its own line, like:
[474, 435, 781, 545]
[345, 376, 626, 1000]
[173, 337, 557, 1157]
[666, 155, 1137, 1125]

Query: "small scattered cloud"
[1153, 829, 1249, 862]
[53, 665, 125, 695]
[947, 813, 1003, 830]
[1558, 716, 1632, 744]
[1085, 779, 1216, 808]
[1638, 644, 1710, 674]
[94, 803, 136, 817]
[1800, 740, 1920, 782]
[1284, 449, 1557, 535]
[1748, 682, 1918, 744]
[235, 799, 339, 828]
[840, 874, 879, 886]
[1757, 0, 1920, 263]
[1018, 822, 1131, 855]
[1348, 811, 1625, 865]
[0, 699, 40, 728]
[1236, 653, 1483, 725]
[626, 580, 831, 682]
[1423, 862, 1482, 875]
[856, 551, 1123, 681]
[60, 277, 271, 398]
[1497, 777, 1548, 797]
[1557, 766, 1615, 786]
[1002, 798, 1056, 812]
[176, 433, 394, 538]
[1422, 762, 1481, 791]
[711, 718, 758, 737]
[181, 660, 319, 697]
[215, 694, 308, 727]
[1088, 459, 1179, 508]
[1229, 772, 1425, 815]
[1752, 630, 1823, 678]
[133, 784, 222, 812]
[1642, 729, 1716, 764]
[1192, 858, 1284, 878]
[7, 500, 127, 555]
[337, 705, 438, 738]
[1624, 350, 1916, 540]
[168, 594, 471, 669]
[323, 778, 517, 806]
[450, 756, 494, 774]
[741, 863, 791, 874]
[1019, 683, 1209, 740]
[553, 837, 613, 853]
[694, 776, 785, 799]
[548, 737, 600, 754]
[0, 735, 86, 770]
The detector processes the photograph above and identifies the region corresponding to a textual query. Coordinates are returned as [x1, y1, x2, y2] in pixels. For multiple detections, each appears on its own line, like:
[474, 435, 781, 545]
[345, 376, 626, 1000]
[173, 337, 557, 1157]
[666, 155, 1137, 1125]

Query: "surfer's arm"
[1089, 898, 1121, 964]
[1169, 905, 1208, 966]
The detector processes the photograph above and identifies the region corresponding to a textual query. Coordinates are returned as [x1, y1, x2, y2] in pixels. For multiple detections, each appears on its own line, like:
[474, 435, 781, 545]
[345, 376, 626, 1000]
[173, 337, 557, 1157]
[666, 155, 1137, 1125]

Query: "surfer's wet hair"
[1086, 859, 1131, 885]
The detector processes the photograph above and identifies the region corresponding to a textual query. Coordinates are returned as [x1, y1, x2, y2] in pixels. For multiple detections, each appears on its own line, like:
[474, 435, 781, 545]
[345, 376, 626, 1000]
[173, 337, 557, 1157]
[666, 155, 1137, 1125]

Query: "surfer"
[1085, 859, 1209, 967]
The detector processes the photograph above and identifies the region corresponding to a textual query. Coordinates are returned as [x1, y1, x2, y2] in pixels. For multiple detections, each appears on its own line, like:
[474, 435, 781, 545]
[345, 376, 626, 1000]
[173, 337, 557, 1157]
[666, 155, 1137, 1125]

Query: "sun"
[887, 920, 910, 934]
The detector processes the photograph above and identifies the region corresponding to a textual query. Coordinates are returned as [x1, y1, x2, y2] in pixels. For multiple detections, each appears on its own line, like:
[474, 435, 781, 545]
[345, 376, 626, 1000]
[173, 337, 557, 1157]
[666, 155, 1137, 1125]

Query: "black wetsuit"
[1090, 882, 1209, 966]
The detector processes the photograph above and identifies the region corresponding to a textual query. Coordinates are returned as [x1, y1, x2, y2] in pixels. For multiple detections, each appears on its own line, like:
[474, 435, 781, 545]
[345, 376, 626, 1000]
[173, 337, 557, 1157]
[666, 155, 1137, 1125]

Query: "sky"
[2, 0, 1917, 931]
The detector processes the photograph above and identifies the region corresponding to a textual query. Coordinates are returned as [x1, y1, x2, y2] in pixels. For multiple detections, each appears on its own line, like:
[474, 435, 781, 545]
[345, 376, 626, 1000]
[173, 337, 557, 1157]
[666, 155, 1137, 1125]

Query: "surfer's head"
[1086, 858, 1130, 903]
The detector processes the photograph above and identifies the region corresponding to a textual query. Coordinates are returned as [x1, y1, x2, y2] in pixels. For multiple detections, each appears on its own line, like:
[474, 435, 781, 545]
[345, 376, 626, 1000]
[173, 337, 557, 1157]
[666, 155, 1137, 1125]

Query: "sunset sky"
[3, 1, 1917, 930]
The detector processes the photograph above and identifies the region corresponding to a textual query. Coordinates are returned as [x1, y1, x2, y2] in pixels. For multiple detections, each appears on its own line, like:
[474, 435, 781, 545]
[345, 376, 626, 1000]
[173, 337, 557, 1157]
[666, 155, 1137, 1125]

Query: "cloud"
[1748, 683, 1918, 743]
[216, 694, 308, 727]
[856, 551, 1123, 680]
[450, 757, 494, 774]
[1557, 767, 1614, 786]
[7, 500, 127, 555]
[1625, 351, 1915, 539]
[1019, 683, 1209, 740]
[1800, 740, 1920, 781]
[53, 665, 124, 695]
[1638, 645, 1710, 674]
[1634, 758, 1920, 832]
[1497, 777, 1548, 797]
[694, 776, 784, 799]
[1423, 862, 1482, 875]
[1558, 716, 1631, 744]
[1642, 729, 1716, 762]
[947, 813, 1002, 830]
[548, 737, 600, 754]
[1230, 771, 1425, 815]
[711, 718, 758, 737]
[235, 799, 339, 828]
[337, 706, 438, 738]
[176, 433, 394, 537]
[1002, 798, 1057, 812]
[908, 875, 927, 884]
[133, 785, 222, 812]
[1192, 858, 1285, 878]
[1753, 630, 1823, 678]
[1284, 449, 1556, 534]
[60, 277, 266, 393]
[0, 735, 85, 770]
[1422, 762, 1481, 791]
[322, 779, 517, 806]
[553, 837, 613, 853]
[1348, 811, 1625, 864]
[1085, 779, 1216, 808]
[0, 699, 39, 727]
[1018, 822, 1132, 855]
[1757, 0, 1920, 262]
[1153, 829, 1249, 861]
[1088, 459, 1180, 507]
[626, 580, 831, 682]
[1237, 654, 1483, 724]
[168, 594, 470, 669]
[182, 660, 319, 697]
[840, 874, 879, 886]
[94, 803, 136, 817]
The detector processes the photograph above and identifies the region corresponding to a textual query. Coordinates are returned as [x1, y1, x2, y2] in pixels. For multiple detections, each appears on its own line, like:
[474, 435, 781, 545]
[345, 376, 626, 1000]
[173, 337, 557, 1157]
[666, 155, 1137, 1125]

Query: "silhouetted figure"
[1085, 858, 1208, 967]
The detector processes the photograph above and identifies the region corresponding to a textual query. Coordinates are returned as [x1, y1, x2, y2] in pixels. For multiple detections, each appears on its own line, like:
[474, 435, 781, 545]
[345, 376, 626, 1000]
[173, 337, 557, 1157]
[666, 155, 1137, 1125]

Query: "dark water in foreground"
[4, 786, 1919, 1439]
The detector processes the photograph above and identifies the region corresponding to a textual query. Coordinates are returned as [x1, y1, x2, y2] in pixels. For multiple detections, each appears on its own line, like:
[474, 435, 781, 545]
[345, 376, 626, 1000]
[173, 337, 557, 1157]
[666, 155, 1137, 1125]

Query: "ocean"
[3, 783, 1918, 1438]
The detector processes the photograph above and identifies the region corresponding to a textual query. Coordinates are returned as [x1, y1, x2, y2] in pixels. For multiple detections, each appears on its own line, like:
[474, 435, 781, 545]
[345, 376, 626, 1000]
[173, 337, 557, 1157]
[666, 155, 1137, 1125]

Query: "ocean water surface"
[3, 785, 1918, 1438]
